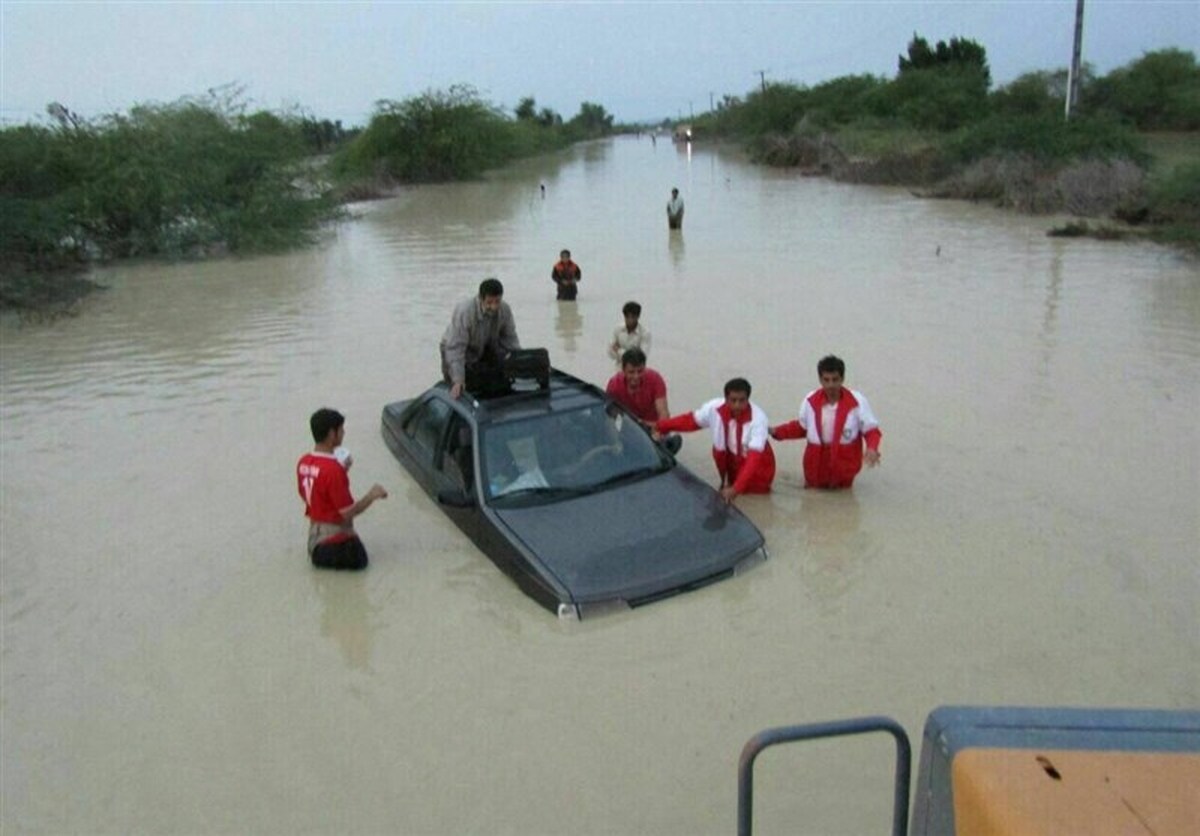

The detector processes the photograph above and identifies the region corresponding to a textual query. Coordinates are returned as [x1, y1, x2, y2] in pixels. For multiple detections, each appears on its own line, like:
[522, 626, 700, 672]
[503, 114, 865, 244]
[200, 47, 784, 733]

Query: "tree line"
[690, 38, 1197, 244]
[0, 85, 616, 305]
[697, 39, 1197, 147]
[2, 36, 1195, 307]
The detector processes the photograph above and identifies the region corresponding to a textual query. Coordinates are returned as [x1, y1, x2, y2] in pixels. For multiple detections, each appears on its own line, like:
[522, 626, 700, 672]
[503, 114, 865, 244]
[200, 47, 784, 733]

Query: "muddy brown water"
[2, 136, 1198, 834]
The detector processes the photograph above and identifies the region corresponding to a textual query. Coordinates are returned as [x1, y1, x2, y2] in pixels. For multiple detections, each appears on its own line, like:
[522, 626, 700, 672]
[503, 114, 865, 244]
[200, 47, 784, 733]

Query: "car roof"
[447, 368, 609, 426]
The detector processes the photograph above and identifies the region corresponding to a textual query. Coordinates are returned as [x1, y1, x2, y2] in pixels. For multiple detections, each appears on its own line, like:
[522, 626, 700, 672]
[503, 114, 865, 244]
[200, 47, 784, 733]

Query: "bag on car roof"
[504, 348, 550, 390]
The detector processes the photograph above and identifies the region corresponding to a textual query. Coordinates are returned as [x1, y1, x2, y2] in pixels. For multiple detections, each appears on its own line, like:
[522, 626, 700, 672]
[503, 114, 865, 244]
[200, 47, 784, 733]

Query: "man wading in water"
[296, 409, 388, 570]
[667, 187, 685, 230]
[551, 249, 582, 301]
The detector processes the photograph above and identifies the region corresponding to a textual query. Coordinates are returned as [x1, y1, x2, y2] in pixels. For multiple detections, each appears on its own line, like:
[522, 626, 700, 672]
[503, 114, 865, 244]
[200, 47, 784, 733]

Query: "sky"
[2, 1, 1197, 127]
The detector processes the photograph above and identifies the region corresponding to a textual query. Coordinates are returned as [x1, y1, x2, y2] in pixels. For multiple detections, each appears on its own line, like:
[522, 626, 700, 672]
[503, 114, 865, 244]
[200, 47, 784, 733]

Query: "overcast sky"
[2, 1, 1196, 126]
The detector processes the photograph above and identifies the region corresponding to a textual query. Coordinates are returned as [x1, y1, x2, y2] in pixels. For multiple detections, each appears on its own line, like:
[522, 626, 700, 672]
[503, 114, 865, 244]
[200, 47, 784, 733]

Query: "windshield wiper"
[586, 465, 666, 492]
[493, 485, 587, 502]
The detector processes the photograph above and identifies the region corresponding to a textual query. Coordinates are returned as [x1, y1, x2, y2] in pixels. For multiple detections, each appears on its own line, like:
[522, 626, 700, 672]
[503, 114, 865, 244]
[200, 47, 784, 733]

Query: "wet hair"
[622, 300, 642, 317]
[478, 278, 504, 298]
[310, 408, 345, 443]
[817, 355, 846, 378]
[724, 377, 751, 398]
[560, 249, 571, 259]
[621, 347, 647, 368]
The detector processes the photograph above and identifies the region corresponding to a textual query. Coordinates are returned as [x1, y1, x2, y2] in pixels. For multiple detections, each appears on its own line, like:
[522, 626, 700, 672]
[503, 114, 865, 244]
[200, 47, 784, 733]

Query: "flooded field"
[2, 136, 1197, 834]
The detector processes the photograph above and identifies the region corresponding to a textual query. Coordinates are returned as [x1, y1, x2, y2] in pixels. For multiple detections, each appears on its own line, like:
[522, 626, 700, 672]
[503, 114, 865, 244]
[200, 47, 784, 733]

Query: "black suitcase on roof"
[504, 348, 550, 390]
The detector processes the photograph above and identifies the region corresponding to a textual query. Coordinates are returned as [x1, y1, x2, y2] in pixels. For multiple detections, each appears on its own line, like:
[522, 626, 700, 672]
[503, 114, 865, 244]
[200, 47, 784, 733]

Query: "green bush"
[945, 114, 1148, 165]
[331, 86, 587, 186]
[991, 71, 1070, 118]
[886, 66, 991, 131]
[0, 94, 335, 283]
[1149, 161, 1200, 223]
[795, 75, 887, 129]
[1088, 49, 1200, 130]
[0, 125, 91, 272]
[334, 86, 513, 183]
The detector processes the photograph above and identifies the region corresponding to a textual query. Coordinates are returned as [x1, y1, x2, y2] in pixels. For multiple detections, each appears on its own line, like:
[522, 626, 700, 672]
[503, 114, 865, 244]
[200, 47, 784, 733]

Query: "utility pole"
[757, 70, 767, 94]
[1065, 0, 1085, 120]
[709, 91, 715, 112]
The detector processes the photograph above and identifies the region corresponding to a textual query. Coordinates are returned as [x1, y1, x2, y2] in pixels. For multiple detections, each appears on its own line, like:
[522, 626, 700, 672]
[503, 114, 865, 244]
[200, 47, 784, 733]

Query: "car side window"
[403, 398, 452, 465]
[441, 415, 474, 492]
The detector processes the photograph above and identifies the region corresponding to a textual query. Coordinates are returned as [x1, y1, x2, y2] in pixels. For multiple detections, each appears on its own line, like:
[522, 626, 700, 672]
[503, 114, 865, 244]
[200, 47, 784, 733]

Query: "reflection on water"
[1036, 244, 1065, 394]
[668, 228, 685, 274]
[554, 300, 583, 356]
[3, 136, 1198, 835]
[797, 491, 867, 606]
[313, 572, 377, 672]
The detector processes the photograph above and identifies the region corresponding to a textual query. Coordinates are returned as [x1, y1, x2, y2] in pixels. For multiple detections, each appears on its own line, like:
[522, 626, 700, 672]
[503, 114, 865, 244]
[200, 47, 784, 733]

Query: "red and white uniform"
[774, 388, 881, 489]
[297, 452, 355, 542]
[657, 398, 775, 494]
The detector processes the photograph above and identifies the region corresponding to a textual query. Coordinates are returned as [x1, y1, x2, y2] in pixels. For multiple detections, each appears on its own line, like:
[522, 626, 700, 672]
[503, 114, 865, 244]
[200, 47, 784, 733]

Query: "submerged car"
[380, 366, 766, 618]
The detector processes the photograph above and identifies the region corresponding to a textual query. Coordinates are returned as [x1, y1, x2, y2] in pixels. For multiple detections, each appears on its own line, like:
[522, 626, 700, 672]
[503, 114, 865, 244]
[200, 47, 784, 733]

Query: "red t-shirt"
[606, 368, 667, 422]
[297, 452, 353, 524]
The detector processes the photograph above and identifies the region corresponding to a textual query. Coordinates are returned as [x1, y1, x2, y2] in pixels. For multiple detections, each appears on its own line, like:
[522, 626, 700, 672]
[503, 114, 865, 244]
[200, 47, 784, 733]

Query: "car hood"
[489, 469, 764, 605]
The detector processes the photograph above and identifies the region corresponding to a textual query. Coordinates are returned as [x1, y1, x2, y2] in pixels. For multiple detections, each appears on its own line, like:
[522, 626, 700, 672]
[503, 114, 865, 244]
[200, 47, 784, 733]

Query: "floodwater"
[2, 136, 1197, 835]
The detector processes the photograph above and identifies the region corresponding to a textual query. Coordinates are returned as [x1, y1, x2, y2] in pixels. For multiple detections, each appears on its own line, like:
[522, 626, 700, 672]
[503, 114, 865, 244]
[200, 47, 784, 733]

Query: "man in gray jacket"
[440, 278, 522, 399]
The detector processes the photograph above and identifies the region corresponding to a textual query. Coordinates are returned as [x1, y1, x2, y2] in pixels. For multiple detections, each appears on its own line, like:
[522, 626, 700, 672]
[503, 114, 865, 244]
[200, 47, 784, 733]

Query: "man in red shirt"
[606, 348, 669, 423]
[606, 348, 682, 454]
[296, 408, 387, 570]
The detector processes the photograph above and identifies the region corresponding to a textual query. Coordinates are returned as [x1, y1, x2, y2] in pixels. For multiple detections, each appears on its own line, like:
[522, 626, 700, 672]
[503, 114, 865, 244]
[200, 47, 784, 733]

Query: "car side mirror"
[437, 486, 475, 508]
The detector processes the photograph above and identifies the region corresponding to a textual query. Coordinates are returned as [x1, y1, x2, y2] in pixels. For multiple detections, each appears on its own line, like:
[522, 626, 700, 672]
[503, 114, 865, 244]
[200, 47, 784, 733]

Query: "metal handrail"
[737, 715, 912, 836]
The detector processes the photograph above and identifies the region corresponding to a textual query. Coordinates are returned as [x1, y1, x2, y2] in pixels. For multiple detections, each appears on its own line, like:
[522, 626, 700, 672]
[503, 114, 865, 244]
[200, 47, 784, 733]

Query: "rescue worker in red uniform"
[655, 377, 775, 504]
[770, 355, 882, 489]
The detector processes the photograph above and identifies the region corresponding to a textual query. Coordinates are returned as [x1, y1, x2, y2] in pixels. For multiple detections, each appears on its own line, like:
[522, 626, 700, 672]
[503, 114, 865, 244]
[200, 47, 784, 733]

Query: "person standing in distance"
[551, 249, 582, 301]
[297, 408, 387, 570]
[655, 377, 775, 503]
[770, 354, 882, 489]
[608, 300, 652, 365]
[440, 278, 522, 399]
[666, 187, 685, 229]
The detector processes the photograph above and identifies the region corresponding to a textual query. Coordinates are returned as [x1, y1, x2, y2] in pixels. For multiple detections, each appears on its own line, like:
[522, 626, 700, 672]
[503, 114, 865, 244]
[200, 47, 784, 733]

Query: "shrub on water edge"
[927, 155, 1146, 215]
[1, 94, 338, 299]
[330, 86, 576, 188]
[1148, 162, 1200, 221]
[1145, 162, 1200, 249]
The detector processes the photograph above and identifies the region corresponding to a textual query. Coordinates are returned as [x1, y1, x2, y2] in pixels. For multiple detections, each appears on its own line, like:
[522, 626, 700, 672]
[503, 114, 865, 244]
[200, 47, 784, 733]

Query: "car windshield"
[482, 403, 669, 505]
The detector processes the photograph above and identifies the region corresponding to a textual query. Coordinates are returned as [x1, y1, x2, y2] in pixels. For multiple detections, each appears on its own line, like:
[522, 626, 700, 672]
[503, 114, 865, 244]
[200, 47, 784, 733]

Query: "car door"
[436, 412, 484, 538]
[399, 395, 453, 496]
